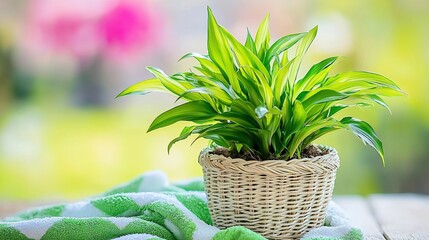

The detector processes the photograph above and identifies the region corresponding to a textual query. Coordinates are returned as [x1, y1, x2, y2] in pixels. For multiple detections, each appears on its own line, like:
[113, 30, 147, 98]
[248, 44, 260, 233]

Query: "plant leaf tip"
[265, 13, 270, 20]
[310, 25, 319, 34]
[147, 124, 156, 133]
[115, 92, 124, 99]
[116, 89, 132, 98]
[207, 6, 213, 16]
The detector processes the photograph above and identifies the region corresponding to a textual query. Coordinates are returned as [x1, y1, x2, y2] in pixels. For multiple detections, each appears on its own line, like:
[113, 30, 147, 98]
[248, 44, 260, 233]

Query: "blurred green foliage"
[0, 104, 206, 199]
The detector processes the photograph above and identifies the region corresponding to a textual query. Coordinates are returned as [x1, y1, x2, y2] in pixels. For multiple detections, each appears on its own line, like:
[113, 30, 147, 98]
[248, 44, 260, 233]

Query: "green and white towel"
[0, 171, 362, 240]
[302, 201, 362, 240]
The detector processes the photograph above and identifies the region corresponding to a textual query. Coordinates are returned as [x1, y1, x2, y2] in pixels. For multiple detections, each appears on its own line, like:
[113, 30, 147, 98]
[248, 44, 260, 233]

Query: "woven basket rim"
[199, 145, 340, 175]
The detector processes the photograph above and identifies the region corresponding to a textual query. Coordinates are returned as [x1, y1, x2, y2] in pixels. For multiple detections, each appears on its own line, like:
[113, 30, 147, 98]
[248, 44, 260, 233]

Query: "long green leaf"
[148, 101, 217, 132]
[193, 67, 227, 85]
[220, 26, 271, 81]
[341, 117, 385, 165]
[207, 7, 241, 94]
[254, 14, 270, 59]
[180, 53, 227, 83]
[294, 56, 337, 94]
[236, 72, 263, 105]
[327, 105, 348, 117]
[264, 32, 306, 65]
[147, 67, 187, 96]
[239, 65, 273, 107]
[167, 125, 212, 153]
[116, 78, 166, 97]
[323, 71, 403, 93]
[187, 74, 234, 96]
[230, 99, 262, 127]
[288, 100, 307, 134]
[244, 29, 257, 54]
[179, 52, 209, 62]
[301, 89, 348, 109]
[272, 59, 294, 105]
[302, 125, 342, 147]
[288, 26, 318, 87]
[177, 87, 233, 105]
[366, 94, 391, 114]
[200, 124, 256, 148]
[281, 96, 292, 129]
[288, 119, 342, 158]
[216, 111, 260, 128]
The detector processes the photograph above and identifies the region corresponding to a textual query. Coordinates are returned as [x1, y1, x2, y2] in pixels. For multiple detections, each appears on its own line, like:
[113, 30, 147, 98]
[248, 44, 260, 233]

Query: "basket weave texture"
[198, 146, 340, 240]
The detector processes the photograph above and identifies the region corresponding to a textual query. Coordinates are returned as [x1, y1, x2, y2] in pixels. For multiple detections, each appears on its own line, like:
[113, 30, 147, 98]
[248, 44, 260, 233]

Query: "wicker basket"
[198, 146, 340, 240]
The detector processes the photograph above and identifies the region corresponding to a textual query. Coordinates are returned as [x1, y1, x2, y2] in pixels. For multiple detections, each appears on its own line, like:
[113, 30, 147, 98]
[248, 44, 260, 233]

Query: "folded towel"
[302, 201, 363, 240]
[0, 171, 362, 240]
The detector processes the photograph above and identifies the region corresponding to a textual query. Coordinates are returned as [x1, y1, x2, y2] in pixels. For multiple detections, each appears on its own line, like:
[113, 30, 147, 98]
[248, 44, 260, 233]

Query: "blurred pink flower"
[40, 16, 98, 59]
[98, 1, 158, 58]
[24, 0, 161, 61]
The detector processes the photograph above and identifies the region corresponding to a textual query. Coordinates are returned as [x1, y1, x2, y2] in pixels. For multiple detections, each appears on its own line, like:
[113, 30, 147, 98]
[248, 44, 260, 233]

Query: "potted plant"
[118, 7, 403, 239]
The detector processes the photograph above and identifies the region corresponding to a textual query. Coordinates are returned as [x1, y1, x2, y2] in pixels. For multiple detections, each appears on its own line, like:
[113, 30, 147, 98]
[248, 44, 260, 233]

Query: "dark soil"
[297, 145, 330, 159]
[212, 148, 262, 160]
[211, 144, 329, 161]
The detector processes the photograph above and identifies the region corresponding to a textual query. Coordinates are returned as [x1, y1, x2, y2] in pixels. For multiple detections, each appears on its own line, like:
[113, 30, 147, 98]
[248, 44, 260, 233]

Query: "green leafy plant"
[118, 7, 403, 164]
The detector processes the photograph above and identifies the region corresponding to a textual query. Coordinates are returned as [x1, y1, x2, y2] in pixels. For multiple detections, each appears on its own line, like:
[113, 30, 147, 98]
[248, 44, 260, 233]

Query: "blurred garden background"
[0, 0, 428, 200]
